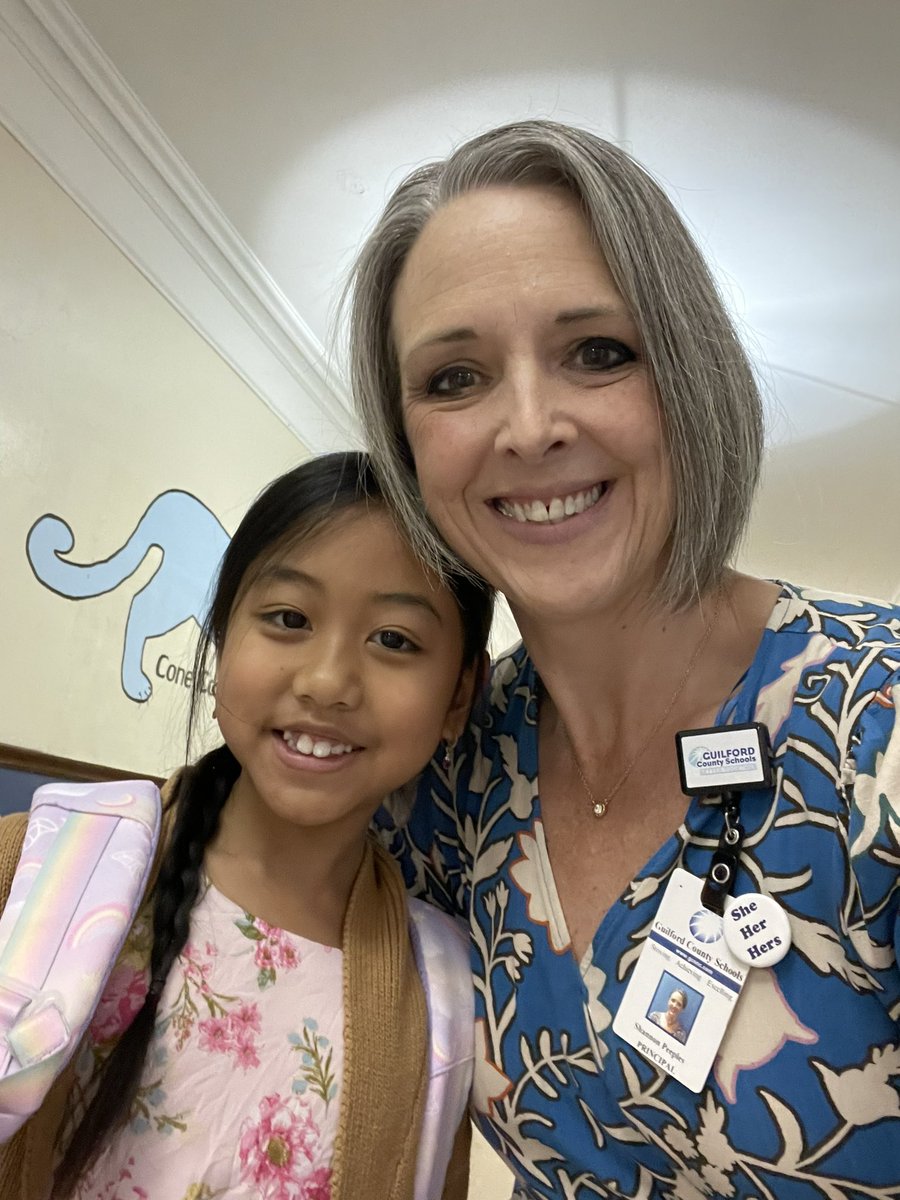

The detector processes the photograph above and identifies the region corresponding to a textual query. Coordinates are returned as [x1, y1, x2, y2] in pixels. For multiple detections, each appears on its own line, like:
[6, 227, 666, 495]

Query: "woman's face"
[391, 185, 673, 625]
[667, 991, 686, 1019]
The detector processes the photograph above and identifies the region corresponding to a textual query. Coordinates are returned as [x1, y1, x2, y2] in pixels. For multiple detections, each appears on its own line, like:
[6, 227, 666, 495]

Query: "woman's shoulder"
[770, 581, 900, 655]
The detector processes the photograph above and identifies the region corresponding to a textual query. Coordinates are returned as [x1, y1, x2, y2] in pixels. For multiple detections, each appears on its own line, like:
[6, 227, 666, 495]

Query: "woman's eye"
[426, 365, 479, 397]
[569, 338, 635, 371]
[372, 629, 418, 652]
[267, 609, 309, 631]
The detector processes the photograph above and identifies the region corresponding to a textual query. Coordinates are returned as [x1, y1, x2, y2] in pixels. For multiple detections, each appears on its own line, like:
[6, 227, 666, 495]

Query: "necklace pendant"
[592, 801, 608, 818]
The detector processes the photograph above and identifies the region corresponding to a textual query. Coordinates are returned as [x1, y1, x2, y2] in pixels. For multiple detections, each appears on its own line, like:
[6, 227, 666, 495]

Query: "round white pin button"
[722, 892, 791, 967]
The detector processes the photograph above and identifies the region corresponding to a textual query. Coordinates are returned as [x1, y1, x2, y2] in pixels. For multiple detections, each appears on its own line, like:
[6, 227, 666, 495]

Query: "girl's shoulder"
[0, 811, 29, 909]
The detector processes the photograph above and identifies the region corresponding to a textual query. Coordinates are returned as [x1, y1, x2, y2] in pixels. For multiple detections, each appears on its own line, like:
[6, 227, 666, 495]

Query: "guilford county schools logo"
[689, 909, 723, 944]
[688, 744, 758, 774]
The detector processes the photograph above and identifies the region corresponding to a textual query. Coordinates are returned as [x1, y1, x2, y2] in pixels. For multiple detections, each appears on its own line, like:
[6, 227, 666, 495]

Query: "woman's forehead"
[392, 185, 628, 349]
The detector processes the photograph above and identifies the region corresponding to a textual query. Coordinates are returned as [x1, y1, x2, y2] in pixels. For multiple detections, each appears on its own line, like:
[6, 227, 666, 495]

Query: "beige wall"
[0, 124, 308, 778]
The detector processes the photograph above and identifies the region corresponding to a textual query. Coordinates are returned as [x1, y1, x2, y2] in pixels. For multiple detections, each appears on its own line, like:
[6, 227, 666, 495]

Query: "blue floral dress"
[377, 583, 900, 1199]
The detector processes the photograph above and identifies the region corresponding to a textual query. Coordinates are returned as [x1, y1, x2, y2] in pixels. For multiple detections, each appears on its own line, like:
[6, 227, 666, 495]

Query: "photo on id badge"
[646, 971, 702, 1045]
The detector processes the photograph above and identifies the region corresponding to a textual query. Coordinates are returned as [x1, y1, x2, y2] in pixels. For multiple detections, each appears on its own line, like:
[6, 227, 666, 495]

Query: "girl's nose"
[492, 367, 577, 462]
[290, 643, 363, 710]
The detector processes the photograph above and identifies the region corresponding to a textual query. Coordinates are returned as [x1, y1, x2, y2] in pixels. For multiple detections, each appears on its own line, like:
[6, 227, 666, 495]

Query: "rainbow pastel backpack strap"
[0, 780, 161, 1142]
[407, 899, 475, 1200]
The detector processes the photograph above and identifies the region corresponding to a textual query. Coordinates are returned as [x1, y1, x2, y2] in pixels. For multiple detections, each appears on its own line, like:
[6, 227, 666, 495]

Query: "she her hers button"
[722, 893, 791, 967]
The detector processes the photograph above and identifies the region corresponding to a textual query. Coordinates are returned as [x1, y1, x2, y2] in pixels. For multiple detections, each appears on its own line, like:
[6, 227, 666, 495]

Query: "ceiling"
[62, 0, 899, 451]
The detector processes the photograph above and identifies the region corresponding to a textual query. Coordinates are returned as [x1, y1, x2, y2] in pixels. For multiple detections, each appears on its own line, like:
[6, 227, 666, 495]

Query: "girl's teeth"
[282, 731, 353, 757]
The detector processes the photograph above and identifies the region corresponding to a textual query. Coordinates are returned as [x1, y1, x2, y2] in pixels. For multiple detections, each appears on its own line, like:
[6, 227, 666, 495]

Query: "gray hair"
[347, 119, 763, 610]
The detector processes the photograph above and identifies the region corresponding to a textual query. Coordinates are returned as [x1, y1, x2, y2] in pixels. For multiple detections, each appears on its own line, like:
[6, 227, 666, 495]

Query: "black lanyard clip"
[700, 790, 744, 916]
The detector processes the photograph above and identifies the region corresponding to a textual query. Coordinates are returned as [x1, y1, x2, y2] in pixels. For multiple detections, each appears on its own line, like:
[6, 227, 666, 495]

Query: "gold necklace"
[564, 593, 722, 818]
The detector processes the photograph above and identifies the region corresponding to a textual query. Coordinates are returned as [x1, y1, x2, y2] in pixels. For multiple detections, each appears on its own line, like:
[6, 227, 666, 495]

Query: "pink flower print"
[198, 1015, 232, 1055]
[255, 941, 277, 971]
[182, 941, 214, 990]
[302, 1166, 332, 1199]
[233, 1027, 261, 1072]
[89, 965, 149, 1045]
[239, 1093, 322, 1199]
[276, 939, 300, 970]
[230, 1000, 262, 1035]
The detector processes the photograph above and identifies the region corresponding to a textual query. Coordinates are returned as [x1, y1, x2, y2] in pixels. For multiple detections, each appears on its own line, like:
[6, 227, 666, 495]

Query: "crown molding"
[0, 0, 355, 452]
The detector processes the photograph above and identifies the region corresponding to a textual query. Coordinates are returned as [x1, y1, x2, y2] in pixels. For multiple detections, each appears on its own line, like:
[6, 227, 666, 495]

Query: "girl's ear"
[442, 652, 489, 743]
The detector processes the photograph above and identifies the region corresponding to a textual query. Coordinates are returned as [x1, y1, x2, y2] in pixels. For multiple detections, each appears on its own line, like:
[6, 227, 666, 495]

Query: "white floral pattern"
[379, 583, 900, 1199]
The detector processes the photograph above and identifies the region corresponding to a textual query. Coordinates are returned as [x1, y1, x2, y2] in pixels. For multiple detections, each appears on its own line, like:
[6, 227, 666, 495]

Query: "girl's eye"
[569, 337, 636, 371]
[372, 629, 418, 653]
[267, 609, 309, 631]
[426, 365, 480, 397]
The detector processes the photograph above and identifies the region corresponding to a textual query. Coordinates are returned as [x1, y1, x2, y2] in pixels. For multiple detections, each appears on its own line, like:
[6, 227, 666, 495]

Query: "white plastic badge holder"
[613, 868, 748, 1093]
[676, 723, 772, 797]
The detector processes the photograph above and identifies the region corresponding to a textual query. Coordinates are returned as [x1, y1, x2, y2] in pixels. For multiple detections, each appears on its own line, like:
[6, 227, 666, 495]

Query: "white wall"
[0, 124, 308, 777]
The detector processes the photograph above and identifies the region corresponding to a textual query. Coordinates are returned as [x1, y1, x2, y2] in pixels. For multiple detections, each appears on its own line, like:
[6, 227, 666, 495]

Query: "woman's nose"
[290, 642, 362, 710]
[492, 366, 576, 462]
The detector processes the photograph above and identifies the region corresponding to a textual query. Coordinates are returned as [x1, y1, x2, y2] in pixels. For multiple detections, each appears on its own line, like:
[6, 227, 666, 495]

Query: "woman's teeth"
[496, 484, 605, 525]
[282, 731, 355, 757]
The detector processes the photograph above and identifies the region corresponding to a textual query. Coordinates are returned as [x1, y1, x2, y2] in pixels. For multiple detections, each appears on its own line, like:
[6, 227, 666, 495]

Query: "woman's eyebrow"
[406, 327, 477, 357]
[555, 305, 630, 325]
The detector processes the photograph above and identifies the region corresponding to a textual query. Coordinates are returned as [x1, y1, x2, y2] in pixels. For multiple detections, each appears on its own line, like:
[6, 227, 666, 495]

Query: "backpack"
[0, 780, 160, 1142]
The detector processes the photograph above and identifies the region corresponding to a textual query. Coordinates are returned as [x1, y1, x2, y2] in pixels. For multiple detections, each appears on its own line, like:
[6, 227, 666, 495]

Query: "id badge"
[613, 867, 748, 1092]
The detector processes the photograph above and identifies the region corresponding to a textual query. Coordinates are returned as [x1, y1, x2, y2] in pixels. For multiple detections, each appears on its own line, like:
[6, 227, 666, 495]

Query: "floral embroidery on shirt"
[236, 913, 303, 989]
[289, 1018, 337, 1110]
[238, 1092, 332, 1200]
[69, 885, 342, 1198]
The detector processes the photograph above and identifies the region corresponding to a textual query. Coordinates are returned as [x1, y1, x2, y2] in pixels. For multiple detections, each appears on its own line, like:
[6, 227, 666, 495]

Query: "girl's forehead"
[245, 506, 448, 602]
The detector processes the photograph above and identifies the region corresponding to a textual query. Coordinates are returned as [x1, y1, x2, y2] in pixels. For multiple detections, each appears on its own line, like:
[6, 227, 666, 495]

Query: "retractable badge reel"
[613, 722, 790, 1092]
[676, 723, 791, 968]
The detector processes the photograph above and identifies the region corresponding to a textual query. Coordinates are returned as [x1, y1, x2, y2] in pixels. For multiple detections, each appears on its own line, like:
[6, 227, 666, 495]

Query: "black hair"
[53, 451, 493, 1192]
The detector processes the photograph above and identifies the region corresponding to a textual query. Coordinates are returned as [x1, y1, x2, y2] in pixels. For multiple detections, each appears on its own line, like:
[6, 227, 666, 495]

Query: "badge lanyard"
[612, 719, 791, 1090]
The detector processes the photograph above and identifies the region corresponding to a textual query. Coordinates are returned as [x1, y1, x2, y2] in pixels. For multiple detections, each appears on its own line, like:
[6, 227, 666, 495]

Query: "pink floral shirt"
[68, 880, 343, 1200]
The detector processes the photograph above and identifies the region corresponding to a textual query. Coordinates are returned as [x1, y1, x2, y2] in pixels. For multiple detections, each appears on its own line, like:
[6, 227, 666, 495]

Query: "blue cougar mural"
[26, 492, 229, 702]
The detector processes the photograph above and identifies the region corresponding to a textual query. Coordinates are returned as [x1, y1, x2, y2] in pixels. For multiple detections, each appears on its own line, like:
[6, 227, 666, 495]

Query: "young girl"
[1, 451, 492, 1199]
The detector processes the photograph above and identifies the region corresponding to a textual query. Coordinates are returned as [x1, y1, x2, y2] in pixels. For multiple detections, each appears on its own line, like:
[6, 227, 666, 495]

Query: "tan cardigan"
[0, 788, 469, 1200]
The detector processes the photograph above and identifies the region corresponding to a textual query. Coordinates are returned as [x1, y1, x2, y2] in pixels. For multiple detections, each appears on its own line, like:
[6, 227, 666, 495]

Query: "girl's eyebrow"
[374, 592, 443, 622]
[254, 565, 443, 622]
[255, 564, 320, 589]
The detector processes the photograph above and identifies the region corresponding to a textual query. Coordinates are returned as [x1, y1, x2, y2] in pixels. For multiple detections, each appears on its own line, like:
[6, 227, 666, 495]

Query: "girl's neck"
[204, 777, 368, 948]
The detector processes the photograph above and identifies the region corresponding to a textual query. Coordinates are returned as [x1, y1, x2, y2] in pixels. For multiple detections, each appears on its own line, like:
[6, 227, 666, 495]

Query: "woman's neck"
[514, 571, 780, 765]
[204, 781, 368, 947]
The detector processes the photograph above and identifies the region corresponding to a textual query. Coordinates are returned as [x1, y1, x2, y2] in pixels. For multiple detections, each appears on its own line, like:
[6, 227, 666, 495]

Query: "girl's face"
[391, 184, 673, 625]
[214, 507, 476, 839]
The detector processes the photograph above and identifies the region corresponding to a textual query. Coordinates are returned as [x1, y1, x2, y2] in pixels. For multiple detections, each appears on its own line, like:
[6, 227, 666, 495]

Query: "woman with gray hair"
[349, 120, 900, 1199]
